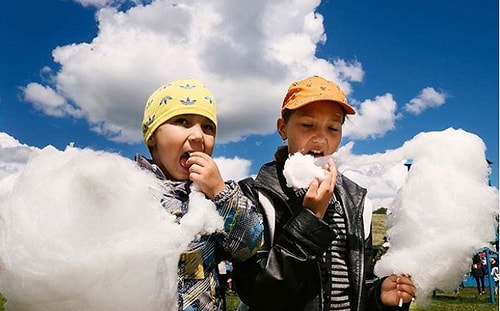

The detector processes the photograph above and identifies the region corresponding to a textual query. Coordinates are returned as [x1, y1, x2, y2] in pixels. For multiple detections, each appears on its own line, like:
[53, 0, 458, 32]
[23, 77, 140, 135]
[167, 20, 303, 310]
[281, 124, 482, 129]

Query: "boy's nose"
[311, 127, 330, 143]
[188, 124, 204, 144]
[311, 134, 327, 144]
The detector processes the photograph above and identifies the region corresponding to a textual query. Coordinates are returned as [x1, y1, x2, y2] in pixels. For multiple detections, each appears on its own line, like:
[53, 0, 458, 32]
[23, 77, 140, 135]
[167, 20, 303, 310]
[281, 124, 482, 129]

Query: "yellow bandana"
[141, 78, 217, 145]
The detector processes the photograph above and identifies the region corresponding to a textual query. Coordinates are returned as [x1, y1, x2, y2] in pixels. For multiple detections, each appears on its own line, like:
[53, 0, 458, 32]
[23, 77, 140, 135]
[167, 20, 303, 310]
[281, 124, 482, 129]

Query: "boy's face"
[148, 114, 216, 181]
[277, 101, 344, 157]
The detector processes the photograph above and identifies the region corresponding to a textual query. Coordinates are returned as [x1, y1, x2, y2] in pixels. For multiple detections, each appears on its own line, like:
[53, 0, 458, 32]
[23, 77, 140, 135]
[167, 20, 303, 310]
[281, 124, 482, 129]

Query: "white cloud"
[20, 0, 448, 146]
[334, 141, 409, 209]
[22, 83, 83, 118]
[0, 133, 38, 182]
[343, 93, 401, 140]
[214, 157, 252, 181]
[73, 0, 140, 8]
[22, 0, 364, 144]
[404, 87, 447, 115]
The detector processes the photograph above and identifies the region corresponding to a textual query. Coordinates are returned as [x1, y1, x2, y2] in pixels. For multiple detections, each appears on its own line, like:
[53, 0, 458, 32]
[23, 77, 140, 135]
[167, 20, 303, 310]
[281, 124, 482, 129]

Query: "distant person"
[217, 260, 229, 310]
[233, 76, 416, 310]
[480, 251, 487, 266]
[225, 260, 234, 292]
[136, 78, 263, 310]
[381, 235, 391, 249]
[491, 258, 499, 295]
[471, 252, 486, 295]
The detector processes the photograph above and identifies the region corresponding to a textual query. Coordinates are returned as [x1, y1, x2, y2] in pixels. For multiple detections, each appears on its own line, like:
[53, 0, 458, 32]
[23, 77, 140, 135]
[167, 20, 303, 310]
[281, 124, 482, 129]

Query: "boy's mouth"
[305, 150, 324, 158]
[179, 152, 190, 169]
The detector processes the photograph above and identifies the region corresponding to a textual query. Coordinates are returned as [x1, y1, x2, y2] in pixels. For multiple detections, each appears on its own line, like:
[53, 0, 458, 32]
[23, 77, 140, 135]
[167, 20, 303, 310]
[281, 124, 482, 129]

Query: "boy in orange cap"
[136, 78, 263, 310]
[234, 76, 415, 311]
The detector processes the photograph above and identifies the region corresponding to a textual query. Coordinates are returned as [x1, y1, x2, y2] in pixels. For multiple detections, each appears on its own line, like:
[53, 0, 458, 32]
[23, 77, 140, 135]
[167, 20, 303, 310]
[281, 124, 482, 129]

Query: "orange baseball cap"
[281, 76, 355, 115]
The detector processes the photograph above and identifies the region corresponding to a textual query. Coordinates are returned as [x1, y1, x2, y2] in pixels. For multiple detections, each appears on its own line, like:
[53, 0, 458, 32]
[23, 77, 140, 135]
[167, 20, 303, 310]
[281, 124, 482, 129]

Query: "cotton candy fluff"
[0, 146, 223, 311]
[283, 152, 329, 189]
[373, 128, 498, 306]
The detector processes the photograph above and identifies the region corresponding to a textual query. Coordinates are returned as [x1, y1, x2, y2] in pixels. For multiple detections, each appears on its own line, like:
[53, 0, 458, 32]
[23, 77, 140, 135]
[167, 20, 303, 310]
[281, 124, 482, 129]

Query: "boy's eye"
[301, 123, 313, 128]
[203, 124, 215, 133]
[174, 118, 189, 126]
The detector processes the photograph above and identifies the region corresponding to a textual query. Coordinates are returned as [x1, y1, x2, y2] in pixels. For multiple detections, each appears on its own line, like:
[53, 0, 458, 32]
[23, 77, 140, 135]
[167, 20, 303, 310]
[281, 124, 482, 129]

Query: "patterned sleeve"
[212, 180, 264, 262]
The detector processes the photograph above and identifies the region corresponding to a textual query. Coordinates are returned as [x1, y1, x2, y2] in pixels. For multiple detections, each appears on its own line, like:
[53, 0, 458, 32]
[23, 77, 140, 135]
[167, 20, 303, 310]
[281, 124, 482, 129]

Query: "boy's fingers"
[318, 172, 334, 194]
[308, 178, 319, 193]
[187, 152, 211, 167]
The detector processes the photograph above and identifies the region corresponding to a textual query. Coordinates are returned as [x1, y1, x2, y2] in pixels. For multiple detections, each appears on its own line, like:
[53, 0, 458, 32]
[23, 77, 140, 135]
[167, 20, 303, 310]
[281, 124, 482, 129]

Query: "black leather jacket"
[234, 147, 409, 311]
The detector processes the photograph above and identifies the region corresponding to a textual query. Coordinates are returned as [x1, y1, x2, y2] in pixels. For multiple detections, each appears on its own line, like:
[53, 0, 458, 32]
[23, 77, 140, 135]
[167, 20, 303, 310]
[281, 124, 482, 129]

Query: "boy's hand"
[303, 158, 337, 219]
[380, 274, 416, 307]
[186, 151, 225, 199]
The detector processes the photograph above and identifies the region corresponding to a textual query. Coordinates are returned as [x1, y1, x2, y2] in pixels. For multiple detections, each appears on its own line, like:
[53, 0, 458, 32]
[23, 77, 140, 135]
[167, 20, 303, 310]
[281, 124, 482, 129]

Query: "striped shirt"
[294, 189, 351, 311]
[322, 198, 351, 311]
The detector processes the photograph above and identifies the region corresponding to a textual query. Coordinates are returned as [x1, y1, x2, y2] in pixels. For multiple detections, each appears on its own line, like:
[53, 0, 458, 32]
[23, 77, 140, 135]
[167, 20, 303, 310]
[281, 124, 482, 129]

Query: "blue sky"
[1, 0, 498, 196]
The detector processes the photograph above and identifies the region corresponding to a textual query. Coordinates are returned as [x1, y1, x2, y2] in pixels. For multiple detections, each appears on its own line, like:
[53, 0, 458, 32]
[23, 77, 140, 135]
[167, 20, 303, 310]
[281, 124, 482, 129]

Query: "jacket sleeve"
[212, 180, 264, 262]
[235, 204, 336, 310]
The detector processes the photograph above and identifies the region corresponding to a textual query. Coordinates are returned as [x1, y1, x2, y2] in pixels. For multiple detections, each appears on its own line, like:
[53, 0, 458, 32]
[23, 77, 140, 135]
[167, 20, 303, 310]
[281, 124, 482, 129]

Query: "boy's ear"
[147, 136, 156, 147]
[277, 117, 287, 140]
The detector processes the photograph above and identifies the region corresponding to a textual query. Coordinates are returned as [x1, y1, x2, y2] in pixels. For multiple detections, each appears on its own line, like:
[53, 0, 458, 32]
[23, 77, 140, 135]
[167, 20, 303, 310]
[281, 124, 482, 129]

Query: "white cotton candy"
[0, 146, 223, 311]
[362, 128, 498, 306]
[283, 152, 329, 188]
[181, 183, 224, 242]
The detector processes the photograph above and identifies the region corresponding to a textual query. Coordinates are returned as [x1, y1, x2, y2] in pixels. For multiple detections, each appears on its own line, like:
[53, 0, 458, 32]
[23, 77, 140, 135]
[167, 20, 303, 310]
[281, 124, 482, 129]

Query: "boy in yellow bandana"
[137, 78, 263, 311]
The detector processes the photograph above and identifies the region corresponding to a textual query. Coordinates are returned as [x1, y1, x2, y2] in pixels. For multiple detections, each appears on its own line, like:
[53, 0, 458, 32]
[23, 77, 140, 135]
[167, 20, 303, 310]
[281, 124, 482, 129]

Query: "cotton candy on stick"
[338, 129, 497, 306]
[372, 131, 498, 305]
[0, 146, 223, 311]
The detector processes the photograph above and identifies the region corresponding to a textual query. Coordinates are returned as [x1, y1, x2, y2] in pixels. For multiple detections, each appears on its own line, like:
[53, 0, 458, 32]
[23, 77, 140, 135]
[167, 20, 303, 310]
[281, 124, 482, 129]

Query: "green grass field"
[418, 288, 499, 311]
[372, 213, 388, 245]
